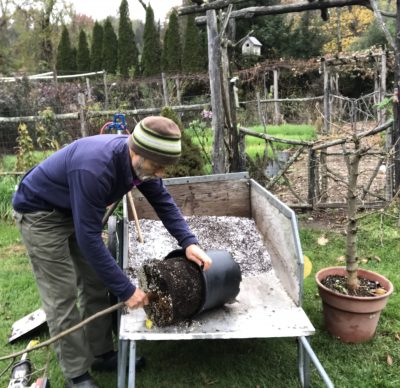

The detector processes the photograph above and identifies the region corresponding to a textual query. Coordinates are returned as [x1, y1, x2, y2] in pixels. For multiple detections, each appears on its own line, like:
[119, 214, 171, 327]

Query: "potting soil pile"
[128, 216, 272, 326]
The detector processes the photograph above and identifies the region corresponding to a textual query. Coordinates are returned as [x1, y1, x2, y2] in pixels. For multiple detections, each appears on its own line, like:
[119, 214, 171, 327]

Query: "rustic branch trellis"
[238, 120, 393, 209]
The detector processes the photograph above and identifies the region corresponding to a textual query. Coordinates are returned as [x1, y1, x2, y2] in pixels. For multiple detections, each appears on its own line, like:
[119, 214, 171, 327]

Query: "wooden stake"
[127, 191, 144, 243]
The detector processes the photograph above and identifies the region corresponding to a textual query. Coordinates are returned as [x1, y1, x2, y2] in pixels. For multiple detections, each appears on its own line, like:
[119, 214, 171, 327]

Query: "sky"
[68, 0, 183, 23]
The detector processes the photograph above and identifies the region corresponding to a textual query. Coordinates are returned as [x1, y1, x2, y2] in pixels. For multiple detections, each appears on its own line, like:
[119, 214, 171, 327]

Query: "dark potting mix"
[128, 216, 272, 326]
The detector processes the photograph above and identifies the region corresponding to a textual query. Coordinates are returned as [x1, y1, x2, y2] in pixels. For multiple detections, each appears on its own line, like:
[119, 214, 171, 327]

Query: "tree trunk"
[207, 10, 225, 173]
[346, 139, 362, 290]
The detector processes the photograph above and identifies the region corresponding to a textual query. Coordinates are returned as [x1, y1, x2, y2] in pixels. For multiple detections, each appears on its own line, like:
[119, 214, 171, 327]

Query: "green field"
[188, 123, 316, 173]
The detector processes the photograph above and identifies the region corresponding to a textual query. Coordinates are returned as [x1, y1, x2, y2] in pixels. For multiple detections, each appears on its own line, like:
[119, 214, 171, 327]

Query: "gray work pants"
[15, 209, 114, 379]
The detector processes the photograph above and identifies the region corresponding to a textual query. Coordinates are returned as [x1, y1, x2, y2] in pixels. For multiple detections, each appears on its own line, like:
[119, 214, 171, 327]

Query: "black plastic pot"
[164, 249, 242, 316]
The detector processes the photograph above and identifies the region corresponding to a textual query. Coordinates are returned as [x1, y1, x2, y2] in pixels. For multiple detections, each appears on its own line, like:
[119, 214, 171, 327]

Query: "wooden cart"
[115, 172, 333, 387]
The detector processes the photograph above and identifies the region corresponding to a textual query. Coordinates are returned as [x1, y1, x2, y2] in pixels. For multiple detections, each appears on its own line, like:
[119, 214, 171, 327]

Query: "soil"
[321, 275, 387, 297]
[128, 216, 272, 279]
[128, 216, 272, 327]
[139, 256, 203, 326]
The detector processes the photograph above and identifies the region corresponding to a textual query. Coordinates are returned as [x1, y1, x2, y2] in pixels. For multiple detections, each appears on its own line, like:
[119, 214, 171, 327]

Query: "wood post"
[323, 59, 330, 135]
[207, 9, 225, 173]
[229, 78, 241, 171]
[103, 72, 109, 110]
[374, 62, 380, 121]
[78, 93, 87, 137]
[161, 72, 170, 106]
[175, 77, 182, 105]
[308, 148, 317, 207]
[256, 91, 267, 131]
[86, 78, 92, 101]
[238, 131, 246, 171]
[381, 50, 387, 122]
[273, 68, 280, 125]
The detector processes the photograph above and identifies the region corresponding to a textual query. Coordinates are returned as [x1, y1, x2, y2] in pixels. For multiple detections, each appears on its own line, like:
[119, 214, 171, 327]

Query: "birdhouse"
[241, 37, 262, 57]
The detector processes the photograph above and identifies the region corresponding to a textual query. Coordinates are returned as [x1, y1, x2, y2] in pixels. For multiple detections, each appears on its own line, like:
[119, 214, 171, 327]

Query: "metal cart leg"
[118, 339, 129, 388]
[298, 336, 311, 387]
[298, 336, 334, 388]
[128, 340, 137, 388]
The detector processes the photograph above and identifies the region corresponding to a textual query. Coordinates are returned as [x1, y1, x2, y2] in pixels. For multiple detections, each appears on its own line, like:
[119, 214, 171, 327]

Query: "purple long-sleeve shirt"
[12, 134, 198, 301]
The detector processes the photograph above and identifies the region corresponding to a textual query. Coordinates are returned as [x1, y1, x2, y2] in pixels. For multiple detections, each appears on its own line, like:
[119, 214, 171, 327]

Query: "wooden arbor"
[178, 0, 400, 196]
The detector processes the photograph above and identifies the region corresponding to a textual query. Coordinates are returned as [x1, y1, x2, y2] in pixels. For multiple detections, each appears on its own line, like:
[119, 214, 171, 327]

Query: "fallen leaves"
[336, 255, 345, 263]
[373, 288, 387, 295]
[387, 354, 393, 366]
[335, 255, 382, 265]
[317, 236, 329, 246]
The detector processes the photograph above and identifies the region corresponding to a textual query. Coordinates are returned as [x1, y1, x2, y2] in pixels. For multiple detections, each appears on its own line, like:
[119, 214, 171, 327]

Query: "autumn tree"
[141, 5, 162, 76]
[353, 17, 395, 50]
[77, 29, 90, 72]
[56, 26, 75, 74]
[91, 21, 104, 71]
[162, 10, 181, 73]
[103, 18, 118, 74]
[321, 8, 374, 53]
[118, 0, 139, 77]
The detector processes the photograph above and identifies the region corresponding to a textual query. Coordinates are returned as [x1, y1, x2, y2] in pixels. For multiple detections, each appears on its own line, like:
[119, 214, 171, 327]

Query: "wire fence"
[0, 72, 393, 210]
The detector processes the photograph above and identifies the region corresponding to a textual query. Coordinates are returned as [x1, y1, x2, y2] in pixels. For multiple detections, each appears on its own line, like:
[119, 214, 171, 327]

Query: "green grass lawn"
[189, 123, 316, 173]
[0, 207, 399, 387]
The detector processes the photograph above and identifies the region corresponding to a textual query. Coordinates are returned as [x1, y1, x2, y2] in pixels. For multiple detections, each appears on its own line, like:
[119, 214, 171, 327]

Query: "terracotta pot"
[315, 267, 394, 343]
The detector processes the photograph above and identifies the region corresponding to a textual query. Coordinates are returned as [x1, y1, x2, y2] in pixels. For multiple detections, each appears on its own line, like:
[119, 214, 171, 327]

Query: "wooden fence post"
[161, 72, 170, 107]
[381, 49, 387, 124]
[238, 131, 246, 170]
[322, 59, 330, 135]
[394, 3, 400, 195]
[256, 91, 267, 131]
[86, 78, 92, 101]
[175, 77, 181, 105]
[308, 148, 317, 207]
[207, 9, 225, 174]
[78, 93, 88, 137]
[103, 72, 109, 110]
[229, 77, 241, 171]
[273, 68, 280, 125]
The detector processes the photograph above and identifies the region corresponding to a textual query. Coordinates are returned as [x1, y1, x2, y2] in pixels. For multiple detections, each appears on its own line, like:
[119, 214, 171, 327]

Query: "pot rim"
[315, 266, 394, 301]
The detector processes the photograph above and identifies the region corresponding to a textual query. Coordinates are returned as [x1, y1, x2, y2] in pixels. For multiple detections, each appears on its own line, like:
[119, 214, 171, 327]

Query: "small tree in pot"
[315, 133, 394, 343]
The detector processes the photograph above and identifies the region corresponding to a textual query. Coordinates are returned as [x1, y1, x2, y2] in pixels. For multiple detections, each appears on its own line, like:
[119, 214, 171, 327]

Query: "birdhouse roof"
[242, 37, 262, 47]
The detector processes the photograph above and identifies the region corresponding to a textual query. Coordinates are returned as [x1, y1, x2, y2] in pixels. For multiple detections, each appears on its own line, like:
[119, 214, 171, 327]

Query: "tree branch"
[137, 0, 147, 12]
[195, 0, 371, 24]
[178, 0, 247, 15]
[369, 0, 396, 51]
